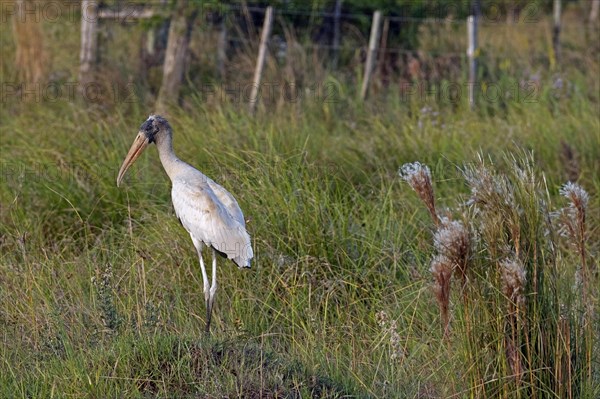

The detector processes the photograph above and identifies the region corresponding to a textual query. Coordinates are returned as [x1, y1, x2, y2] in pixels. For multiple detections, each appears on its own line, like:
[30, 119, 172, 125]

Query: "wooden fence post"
[13, 0, 48, 88]
[331, 0, 343, 69]
[79, 0, 99, 91]
[377, 17, 390, 80]
[552, 0, 561, 65]
[217, 16, 228, 80]
[467, 15, 478, 110]
[249, 6, 273, 114]
[155, 1, 198, 114]
[592, 0, 600, 22]
[360, 10, 381, 101]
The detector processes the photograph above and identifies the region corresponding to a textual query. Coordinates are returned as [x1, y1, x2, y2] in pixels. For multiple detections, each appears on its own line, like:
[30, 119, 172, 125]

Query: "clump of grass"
[0, 72, 598, 397]
[400, 161, 472, 336]
[92, 264, 121, 334]
[401, 155, 598, 397]
[3, 333, 362, 397]
[556, 181, 595, 389]
[142, 301, 162, 333]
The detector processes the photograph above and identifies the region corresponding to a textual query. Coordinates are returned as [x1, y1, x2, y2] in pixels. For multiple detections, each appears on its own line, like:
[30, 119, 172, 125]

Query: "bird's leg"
[195, 245, 212, 334]
[205, 248, 218, 334]
[198, 251, 210, 305]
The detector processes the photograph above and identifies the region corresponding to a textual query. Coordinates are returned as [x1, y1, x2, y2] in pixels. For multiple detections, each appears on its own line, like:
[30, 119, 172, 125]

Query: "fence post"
[331, 0, 343, 69]
[155, 1, 198, 114]
[592, 0, 600, 22]
[361, 10, 382, 101]
[217, 16, 227, 80]
[79, 0, 99, 91]
[13, 0, 48, 88]
[467, 15, 478, 110]
[249, 6, 273, 114]
[377, 17, 390, 80]
[552, 0, 561, 65]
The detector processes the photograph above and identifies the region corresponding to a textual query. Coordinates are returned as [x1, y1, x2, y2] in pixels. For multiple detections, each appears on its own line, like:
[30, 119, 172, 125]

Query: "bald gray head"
[117, 114, 173, 187]
[139, 115, 172, 144]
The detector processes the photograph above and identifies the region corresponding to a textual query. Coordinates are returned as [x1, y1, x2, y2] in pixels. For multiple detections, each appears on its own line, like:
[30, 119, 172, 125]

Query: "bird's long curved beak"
[116, 132, 149, 187]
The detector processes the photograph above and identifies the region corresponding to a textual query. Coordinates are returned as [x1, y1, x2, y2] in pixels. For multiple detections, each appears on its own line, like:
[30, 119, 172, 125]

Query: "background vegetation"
[1, 1, 598, 397]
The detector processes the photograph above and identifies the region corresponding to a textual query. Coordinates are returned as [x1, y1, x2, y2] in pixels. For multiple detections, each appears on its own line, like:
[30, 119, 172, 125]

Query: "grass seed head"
[430, 255, 452, 301]
[558, 181, 592, 309]
[399, 162, 438, 224]
[434, 218, 471, 283]
[500, 258, 527, 307]
[375, 311, 405, 361]
[556, 182, 589, 241]
[464, 164, 514, 212]
[430, 255, 452, 336]
[375, 310, 389, 328]
[559, 182, 589, 216]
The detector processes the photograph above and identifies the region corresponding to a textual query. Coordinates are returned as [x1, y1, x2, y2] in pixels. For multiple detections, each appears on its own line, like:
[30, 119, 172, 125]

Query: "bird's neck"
[155, 131, 180, 180]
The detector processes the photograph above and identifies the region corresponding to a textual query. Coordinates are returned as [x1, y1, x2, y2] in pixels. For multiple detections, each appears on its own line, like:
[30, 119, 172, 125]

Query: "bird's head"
[116, 115, 171, 187]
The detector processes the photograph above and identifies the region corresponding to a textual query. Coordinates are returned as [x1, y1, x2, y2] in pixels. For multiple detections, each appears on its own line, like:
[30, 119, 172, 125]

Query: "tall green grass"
[1, 6, 599, 396]
[1, 92, 598, 397]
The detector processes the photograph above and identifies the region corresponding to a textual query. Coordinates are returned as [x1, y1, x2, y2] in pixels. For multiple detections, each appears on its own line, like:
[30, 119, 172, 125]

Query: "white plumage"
[117, 115, 253, 333]
[172, 174, 252, 267]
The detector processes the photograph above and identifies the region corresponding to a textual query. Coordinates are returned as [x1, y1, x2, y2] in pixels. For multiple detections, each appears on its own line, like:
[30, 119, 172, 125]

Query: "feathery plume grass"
[430, 255, 453, 337]
[399, 162, 439, 226]
[556, 181, 593, 386]
[559, 182, 589, 235]
[500, 258, 526, 384]
[401, 162, 472, 336]
[434, 218, 471, 290]
[558, 182, 590, 306]
[463, 162, 513, 211]
[500, 258, 527, 309]
[401, 154, 599, 396]
[463, 157, 525, 265]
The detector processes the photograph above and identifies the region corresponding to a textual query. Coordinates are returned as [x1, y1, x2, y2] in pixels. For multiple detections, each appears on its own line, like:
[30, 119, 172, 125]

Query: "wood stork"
[117, 115, 253, 334]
